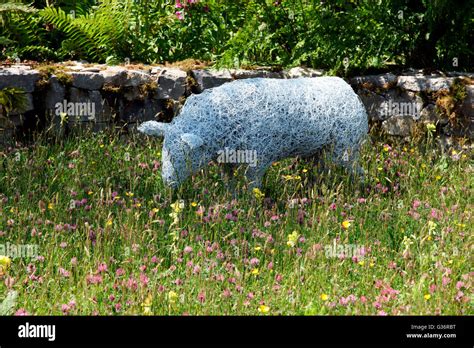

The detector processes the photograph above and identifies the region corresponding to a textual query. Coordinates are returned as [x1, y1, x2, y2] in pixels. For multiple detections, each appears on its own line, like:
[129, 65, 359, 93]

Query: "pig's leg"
[306, 148, 329, 175]
[329, 142, 365, 181]
[245, 161, 272, 189]
[221, 163, 237, 194]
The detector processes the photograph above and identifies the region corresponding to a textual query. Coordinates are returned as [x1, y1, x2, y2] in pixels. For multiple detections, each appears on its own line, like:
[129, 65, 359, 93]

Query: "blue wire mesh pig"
[138, 77, 368, 189]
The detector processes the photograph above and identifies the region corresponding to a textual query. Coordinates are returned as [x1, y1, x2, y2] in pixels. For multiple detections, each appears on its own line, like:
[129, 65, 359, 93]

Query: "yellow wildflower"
[426, 123, 436, 132]
[253, 188, 265, 200]
[320, 294, 329, 301]
[0, 255, 11, 276]
[424, 294, 431, 300]
[168, 291, 178, 304]
[341, 220, 351, 230]
[258, 305, 270, 313]
[282, 174, 301, 181]
[48, 203, 54, 210]
[427, 220, 437, 232]
[251, 268, 259, 276]
[170, 200, 185, 213]
[191, 202, 198, 207]
[0, 255, 11, 269]
[141, 293, 153, 315]
[287, 231, 299, 248]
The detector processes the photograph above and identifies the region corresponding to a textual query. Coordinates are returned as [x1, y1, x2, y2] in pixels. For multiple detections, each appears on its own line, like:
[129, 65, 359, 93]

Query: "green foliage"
[219, 0, 473, 73]
[38, 1, 132, 62]
[0, 87, 28, 114]
[0, 0, 472, 72]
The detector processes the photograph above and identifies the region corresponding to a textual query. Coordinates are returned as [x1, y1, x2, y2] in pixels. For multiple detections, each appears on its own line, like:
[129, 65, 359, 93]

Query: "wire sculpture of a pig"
[138, 77, 368, 189]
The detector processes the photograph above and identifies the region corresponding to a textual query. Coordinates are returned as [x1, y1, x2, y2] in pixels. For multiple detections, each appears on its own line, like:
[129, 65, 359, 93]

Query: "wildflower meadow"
[0, 130, 472, 316]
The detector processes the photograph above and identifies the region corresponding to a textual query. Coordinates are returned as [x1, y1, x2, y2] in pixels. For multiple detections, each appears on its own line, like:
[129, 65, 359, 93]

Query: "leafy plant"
[38, 0, 132, 62]
[0, 87, 28, 114]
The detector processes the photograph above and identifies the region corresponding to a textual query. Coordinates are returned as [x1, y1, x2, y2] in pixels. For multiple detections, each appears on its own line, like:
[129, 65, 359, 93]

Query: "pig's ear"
[181, 133, 204, 150]
[137, 121, 168, 137]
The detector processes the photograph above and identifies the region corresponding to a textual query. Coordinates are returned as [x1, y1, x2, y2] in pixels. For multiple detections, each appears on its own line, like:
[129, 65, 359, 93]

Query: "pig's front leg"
[244, 160, 272, 189]
[221, 163, 238, 195]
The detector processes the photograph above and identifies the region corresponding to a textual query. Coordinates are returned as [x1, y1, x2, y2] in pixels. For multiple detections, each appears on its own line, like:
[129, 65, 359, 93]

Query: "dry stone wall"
[0, 62, 472, 143]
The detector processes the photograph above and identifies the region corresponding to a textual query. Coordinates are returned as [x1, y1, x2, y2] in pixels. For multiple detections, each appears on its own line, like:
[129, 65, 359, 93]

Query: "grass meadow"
[0, 129, 472, 315]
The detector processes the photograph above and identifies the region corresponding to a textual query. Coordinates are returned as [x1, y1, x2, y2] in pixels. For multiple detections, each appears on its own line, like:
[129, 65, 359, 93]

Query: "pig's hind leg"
[328, 140, 365, 182]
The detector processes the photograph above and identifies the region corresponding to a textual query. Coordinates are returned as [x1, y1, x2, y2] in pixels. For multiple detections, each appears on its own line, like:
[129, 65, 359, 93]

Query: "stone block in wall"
[100, 66, 129, 86]
[71, 72, 104, 90]
[0, 67, 40, 93]
[123, 87, 143, 102]
[350, 73, 397, 89]
[150, 67, 163, 75]
[382, 90, 424, 120]
[156, 68, 187, 100]
[121, 99, 162, 123]
[81, 67, 102, 73]
[124, 70, 152, 87]
[191, 69, 233, 92]
[357, 89, 423, 121]
[264, 71, 285, 78]
[229, 69, 267, 80]
[45, 76, 66, 111]
[397, 75, 455, 92]
[420, 104, 448, 126]
[68, 88, 111, 123]
[356, 90, 388, 121]
[382, 116, 415, 137]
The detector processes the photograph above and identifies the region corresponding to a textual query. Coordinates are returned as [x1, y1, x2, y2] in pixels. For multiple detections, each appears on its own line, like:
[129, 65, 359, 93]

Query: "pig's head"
[138, 121, 208, 188]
